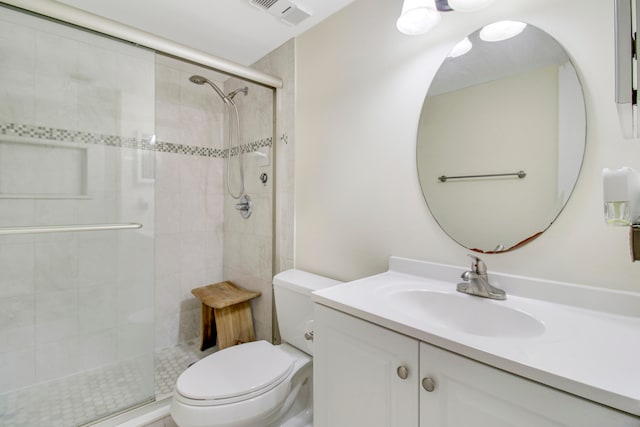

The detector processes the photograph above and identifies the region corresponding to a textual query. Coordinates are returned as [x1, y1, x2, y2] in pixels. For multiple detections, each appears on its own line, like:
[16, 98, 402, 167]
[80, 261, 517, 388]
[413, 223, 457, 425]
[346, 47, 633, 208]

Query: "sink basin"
[384, 289, 545, 338]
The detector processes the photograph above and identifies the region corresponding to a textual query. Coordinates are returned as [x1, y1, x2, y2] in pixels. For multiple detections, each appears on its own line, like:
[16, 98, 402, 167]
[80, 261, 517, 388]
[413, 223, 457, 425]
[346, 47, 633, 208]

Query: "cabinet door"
[419, 342, 639, 427]
[314, 304, 419, 427]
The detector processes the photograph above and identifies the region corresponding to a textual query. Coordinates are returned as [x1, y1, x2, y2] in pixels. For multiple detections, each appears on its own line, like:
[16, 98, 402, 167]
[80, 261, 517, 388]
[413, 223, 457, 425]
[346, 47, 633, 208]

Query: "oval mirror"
[416, 22, 585, 253]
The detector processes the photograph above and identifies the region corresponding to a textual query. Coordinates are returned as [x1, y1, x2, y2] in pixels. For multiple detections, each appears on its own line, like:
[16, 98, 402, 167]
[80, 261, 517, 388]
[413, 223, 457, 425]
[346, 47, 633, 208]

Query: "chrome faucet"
[456, 254, 506, 300]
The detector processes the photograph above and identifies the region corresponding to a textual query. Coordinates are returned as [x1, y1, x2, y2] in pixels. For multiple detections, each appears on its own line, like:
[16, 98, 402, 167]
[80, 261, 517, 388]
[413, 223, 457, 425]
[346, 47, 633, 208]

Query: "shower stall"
[0, 3, 278, 426]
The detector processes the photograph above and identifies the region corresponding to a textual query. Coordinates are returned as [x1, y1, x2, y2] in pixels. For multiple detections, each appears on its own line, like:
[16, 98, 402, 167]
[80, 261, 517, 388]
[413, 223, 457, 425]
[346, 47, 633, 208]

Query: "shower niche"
[0, 137, 88, 198]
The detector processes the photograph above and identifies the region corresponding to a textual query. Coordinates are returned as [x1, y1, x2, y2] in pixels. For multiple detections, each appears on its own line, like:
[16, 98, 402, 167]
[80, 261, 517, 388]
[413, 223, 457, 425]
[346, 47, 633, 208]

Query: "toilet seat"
[175, 341, 295, 406]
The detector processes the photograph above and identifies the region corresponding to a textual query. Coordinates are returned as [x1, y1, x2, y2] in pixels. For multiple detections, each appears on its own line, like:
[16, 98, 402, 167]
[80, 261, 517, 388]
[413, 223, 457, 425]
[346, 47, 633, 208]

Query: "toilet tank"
[273, 269, 342, 355]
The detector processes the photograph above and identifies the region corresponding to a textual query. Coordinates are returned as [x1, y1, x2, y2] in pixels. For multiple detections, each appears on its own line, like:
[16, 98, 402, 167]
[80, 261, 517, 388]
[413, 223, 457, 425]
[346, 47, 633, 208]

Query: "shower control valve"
[235, 194, 253, 219]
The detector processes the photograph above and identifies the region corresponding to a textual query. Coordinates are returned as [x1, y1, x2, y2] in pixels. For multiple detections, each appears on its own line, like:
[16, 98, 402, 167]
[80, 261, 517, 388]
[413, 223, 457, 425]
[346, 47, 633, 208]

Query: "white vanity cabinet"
[419, 342, 637, 427]
[314, 304, 419, 427]
[314, 304, 640, 427]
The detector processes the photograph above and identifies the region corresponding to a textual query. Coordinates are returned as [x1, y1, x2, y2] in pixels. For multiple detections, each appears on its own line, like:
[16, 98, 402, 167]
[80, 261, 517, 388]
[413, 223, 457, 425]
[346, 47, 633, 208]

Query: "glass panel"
[0, 5, 155, 426]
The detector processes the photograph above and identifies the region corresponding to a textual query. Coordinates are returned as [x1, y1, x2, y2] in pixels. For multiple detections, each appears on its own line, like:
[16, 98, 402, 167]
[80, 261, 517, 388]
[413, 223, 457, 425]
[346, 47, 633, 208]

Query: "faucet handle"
[467, 254, 487, 275]
[460, 270, 476, 281]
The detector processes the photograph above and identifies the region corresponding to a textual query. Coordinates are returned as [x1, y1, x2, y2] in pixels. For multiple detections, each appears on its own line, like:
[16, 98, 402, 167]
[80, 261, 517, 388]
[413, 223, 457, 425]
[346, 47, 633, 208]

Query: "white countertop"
[312, 257, 640, 417]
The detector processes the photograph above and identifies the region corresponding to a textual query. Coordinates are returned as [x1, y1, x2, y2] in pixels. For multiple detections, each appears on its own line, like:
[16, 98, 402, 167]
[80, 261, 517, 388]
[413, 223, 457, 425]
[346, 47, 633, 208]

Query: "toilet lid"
[176, 341, 295, 401]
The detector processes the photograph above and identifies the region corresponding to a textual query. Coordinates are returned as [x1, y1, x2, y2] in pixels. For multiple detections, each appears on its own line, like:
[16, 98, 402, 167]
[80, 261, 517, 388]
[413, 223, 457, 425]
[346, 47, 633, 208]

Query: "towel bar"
[0, 222, 142, 235]
[438, 170, 526, 182]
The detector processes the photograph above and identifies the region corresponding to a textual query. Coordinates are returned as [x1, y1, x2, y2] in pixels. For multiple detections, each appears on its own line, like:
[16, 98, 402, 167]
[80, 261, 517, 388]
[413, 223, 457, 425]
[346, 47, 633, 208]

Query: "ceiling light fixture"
[434, 0, 454, 11]
[448, 37, 472, 57]
[396, 0, 441, 35]
[479, 20, 527, 42]
[447, 0, 496, 12]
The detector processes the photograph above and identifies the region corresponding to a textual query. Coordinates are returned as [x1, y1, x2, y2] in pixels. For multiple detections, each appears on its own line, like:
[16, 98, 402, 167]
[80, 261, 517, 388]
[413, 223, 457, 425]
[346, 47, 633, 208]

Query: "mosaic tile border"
[0, 123, 272, 159]
[229, 137, 272, 157]
[155, 141, 226, 157]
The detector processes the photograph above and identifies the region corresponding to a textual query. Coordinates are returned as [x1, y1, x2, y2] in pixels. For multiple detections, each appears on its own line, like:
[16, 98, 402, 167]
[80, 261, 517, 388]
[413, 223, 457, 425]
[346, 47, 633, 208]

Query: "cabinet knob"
[422, 377, 436, 392]
[397, 365, 409, 380]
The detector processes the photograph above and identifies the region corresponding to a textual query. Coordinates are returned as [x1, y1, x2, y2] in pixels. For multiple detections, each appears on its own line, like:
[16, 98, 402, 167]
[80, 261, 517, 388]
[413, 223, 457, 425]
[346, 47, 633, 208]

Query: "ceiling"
[55, 0, 355, 67]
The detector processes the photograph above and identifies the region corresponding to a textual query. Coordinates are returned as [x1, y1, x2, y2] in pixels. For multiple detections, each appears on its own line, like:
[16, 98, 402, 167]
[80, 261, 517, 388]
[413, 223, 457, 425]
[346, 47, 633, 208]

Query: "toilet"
[170, 269, 341, 427]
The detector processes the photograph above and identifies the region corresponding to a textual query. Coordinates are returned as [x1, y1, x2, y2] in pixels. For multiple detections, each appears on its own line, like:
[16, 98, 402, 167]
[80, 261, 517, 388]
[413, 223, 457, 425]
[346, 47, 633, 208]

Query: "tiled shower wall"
[154, 57, 226, 349]
[0, 5, 292, 424]
[155, 39, 294, 348]
[264, 40, 296, 275]
[0, 10, 293, 383]
[223, 40, 295, 343]
[221, 78, 274, 342]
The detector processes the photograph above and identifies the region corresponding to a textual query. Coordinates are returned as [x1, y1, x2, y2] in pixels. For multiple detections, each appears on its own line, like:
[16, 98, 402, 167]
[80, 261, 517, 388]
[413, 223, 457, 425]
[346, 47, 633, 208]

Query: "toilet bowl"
[171, 270, 341, 427]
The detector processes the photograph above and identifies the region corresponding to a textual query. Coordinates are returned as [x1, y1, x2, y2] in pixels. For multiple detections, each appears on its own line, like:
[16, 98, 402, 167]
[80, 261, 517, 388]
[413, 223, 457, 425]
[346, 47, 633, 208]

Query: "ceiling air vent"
[251, 0, 279, 8]
[248, 0, 311, 26]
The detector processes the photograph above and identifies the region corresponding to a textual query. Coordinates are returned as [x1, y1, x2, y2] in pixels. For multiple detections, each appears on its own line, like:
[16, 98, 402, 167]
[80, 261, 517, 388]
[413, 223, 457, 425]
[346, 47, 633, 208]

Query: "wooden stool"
[192, 281, 261, 351]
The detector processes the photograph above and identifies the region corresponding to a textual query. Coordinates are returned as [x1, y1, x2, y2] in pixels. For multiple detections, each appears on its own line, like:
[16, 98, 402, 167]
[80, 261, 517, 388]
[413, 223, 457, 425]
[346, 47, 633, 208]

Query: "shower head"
[189, 75, 229, 104]
[228, 87, 249, 100]
[188, 75, 207, 85]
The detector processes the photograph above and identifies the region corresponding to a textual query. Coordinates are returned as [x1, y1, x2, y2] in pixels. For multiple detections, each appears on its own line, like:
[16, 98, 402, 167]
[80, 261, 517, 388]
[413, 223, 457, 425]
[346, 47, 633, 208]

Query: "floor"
[154, 341, 216, 399]
[0, 341, 214, 427]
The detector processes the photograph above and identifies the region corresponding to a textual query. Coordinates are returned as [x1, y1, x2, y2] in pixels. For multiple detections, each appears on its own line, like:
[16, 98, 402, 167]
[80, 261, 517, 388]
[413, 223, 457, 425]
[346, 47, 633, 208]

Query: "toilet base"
[267, 371, 312, 427]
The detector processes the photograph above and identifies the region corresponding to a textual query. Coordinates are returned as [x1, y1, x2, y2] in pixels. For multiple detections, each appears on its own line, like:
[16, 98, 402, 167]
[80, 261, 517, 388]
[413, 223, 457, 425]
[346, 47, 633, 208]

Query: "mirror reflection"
[417, 22, 585, 253]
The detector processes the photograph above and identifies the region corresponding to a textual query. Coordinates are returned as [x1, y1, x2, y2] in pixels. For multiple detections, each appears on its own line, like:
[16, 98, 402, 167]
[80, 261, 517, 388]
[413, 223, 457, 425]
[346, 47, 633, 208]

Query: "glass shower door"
[0, 5, 156, 426]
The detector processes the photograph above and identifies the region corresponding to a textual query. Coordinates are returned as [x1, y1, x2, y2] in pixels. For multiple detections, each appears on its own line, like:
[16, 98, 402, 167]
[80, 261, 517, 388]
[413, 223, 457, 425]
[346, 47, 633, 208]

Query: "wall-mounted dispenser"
[614, 0, 638, 138]
[603, 167, 640, 261]
[603, 167, 640, 225]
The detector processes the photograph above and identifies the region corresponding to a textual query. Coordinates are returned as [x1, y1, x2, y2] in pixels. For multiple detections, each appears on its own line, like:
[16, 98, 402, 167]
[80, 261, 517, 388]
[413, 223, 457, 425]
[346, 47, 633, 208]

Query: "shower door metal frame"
[0, 0, 283, 90]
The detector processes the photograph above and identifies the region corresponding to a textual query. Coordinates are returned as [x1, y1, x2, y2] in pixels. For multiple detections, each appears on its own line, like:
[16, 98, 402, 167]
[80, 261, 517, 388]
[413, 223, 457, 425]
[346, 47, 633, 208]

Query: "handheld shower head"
[189, 76, 246, 199]
[189, 75, 229, 103]
[188, 75, 207, 85]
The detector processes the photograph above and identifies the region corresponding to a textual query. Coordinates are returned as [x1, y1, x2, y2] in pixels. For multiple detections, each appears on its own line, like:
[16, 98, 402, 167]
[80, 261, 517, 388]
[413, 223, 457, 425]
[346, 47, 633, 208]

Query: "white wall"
[295, 0, 640, 292]
[223, 39, 296, 343]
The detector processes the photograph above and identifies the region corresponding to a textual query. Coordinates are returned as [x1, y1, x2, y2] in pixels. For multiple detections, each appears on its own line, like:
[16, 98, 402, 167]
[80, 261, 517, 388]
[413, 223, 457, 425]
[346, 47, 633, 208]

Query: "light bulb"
[479, 21, 527, 42]
[448, 0, 496, 12]
[396, 0, 441, 35]
[448, 37, 472, 58]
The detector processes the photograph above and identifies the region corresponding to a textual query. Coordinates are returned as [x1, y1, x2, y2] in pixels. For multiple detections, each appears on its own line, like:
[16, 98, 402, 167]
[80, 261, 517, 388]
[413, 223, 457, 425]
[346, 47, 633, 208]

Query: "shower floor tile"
[154, 340, 216, 399]
[0, 340, 215, 427]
